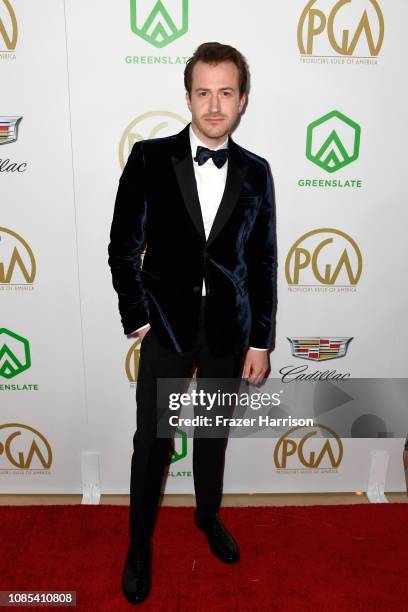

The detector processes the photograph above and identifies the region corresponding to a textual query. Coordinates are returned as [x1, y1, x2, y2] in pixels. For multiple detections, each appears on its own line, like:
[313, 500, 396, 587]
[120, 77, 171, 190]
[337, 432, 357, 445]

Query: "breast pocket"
[237, 196, 260, 208]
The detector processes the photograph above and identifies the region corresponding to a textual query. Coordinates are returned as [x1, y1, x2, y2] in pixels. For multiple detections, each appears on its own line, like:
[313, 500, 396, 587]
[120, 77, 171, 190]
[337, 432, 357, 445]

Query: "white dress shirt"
[190, 125, 228, 287]
[130, 126, 266, 351]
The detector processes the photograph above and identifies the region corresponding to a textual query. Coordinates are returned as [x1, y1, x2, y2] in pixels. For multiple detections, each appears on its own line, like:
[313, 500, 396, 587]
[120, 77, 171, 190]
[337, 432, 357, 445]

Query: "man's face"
[186, 60, 246, 146]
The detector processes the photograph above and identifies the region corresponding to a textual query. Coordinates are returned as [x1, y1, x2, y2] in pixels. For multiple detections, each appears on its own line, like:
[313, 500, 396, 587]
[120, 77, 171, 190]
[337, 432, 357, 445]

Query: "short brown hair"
[184, 42, 250, 97]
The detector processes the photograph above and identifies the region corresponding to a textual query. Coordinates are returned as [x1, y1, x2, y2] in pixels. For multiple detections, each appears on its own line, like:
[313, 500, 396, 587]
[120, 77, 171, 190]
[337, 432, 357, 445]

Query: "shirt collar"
[189, 124, 228, 158]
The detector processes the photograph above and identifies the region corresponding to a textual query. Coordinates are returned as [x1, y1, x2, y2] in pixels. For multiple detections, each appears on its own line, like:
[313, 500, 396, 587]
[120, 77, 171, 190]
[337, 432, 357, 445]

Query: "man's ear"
[238, 93, 247, 113]
[185, 91, 192, 112]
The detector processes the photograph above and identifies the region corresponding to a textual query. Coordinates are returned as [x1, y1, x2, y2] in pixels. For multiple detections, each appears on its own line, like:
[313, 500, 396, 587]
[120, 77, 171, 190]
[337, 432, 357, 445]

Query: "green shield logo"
[170, 428, 187, 463]
[130, 0, 189, 48]
[0, 328, 31, 379]
[306, 110, 361, 173]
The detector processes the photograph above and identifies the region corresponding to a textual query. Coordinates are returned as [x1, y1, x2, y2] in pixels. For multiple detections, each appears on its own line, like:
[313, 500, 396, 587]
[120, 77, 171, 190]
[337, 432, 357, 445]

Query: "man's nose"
[209, 93, 221, 113]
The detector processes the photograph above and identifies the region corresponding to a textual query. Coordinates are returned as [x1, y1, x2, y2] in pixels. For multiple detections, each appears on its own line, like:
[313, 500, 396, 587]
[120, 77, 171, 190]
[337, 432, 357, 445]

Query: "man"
[108, 42, 277, 605]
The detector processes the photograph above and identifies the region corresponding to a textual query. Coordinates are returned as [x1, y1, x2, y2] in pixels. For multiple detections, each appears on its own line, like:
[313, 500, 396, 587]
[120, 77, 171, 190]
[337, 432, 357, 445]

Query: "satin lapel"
[206, 138, 249, 246]
[170, 125, 206, 242]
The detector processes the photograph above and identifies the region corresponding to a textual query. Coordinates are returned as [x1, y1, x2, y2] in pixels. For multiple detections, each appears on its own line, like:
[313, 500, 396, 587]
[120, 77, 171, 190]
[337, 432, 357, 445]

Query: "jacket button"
[193, 285, 201, 292]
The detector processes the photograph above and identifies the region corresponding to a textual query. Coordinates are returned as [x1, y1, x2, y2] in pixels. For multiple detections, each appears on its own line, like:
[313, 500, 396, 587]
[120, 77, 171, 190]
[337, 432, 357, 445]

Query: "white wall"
[1, 0, 406, 493]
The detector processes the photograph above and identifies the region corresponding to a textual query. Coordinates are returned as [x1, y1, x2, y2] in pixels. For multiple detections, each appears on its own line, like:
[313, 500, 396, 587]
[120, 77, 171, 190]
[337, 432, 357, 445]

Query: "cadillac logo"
[287, 337, 353, 362]
[0, 116, 22, 145]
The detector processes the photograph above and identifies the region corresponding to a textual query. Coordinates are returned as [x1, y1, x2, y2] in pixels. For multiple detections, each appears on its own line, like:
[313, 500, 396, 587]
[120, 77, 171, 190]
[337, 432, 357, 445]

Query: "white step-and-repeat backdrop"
[1, 0, 407, 494]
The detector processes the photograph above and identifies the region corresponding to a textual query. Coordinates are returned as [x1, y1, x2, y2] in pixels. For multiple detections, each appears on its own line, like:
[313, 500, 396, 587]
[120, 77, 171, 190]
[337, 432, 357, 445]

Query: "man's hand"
[242, 349, 270, 384]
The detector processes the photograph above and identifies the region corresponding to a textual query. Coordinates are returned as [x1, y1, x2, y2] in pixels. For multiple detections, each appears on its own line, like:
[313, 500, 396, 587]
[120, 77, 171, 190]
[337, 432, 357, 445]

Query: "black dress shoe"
[195, 512, 240, 563]
[121, 544, 151, 605]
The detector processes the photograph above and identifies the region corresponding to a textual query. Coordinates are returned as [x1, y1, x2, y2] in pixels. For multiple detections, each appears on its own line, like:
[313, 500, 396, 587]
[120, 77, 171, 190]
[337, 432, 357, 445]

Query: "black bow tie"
[194, 146, 228, 169]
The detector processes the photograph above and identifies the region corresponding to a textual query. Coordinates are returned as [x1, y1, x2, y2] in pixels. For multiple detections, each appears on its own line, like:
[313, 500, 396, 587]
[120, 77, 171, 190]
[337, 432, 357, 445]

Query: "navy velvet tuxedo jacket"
[108, 123, 277, 355]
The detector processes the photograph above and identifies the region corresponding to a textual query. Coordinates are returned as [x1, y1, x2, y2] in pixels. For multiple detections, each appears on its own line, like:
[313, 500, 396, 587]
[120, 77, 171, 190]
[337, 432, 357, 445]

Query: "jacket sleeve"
[244, 161, 278, 350]
[108, 141, 150, 335]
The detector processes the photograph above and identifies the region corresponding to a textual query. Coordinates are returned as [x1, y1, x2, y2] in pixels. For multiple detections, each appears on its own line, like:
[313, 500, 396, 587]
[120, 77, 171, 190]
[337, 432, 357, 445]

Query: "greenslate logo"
[130, 0, 188, 48]
[170, 428, 187, 463]
[0, 328, 31, 379]
[306, 110, 361, 173]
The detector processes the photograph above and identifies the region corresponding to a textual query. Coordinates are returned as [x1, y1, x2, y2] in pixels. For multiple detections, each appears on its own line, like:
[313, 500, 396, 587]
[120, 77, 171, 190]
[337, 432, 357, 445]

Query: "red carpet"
[0, 504, 407, 611]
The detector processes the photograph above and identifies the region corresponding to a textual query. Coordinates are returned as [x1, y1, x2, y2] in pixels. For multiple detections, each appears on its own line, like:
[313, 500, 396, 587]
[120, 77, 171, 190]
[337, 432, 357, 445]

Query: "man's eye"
[199, 91, 207, 96]
[222, 91, 232, 96]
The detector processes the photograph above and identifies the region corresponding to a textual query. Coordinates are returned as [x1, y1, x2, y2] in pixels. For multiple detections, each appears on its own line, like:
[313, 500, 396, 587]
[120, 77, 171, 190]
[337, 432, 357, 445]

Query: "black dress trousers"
[129, 297, 245, 546]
